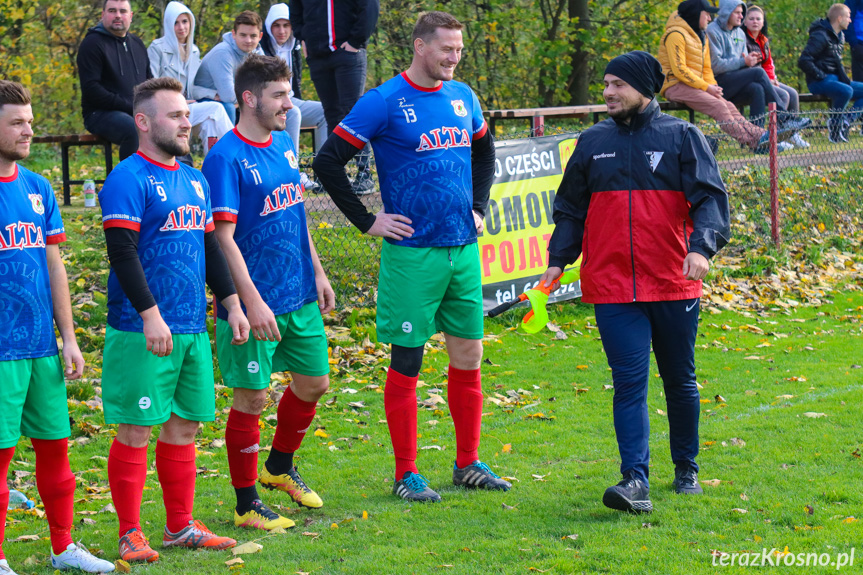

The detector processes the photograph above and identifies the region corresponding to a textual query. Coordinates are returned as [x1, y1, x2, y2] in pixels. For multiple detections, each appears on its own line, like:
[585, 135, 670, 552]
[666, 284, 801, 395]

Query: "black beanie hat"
[678, 0, 720, 36]
[604, 51, 665, 100]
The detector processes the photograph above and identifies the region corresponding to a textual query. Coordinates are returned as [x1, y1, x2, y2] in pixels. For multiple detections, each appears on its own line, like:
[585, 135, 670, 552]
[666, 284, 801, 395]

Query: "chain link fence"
[303, 109, 863, 307]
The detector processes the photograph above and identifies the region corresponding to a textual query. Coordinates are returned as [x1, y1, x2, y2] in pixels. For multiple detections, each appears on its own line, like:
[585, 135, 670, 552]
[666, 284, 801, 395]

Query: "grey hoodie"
[193, 31, 262, 103]
[148, 1, 201, 98]
[706, 0, 747, 75]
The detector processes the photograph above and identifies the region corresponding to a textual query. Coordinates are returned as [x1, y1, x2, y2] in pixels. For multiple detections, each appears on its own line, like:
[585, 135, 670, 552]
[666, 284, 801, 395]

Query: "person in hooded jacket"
[77, 0, 151, 161]
[658, 0, 793, 154]
[542, 51, 730, 515]
[193, 11, 264, 124]
[261, 3, 327, 154]
[847, 0, 863, 81]
[799, 3, 863, 143]
[148, 1, 233, 155]
[707, 0, 808, 131]
[744, 5, 809, 148]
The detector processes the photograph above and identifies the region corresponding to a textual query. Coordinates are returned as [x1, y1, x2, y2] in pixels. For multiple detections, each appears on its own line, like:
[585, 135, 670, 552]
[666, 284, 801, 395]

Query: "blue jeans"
[807, 74, 863, 113]
[198, 98, 236, 125]
[595, 300, 702, 487]
[83, 110, 137, 160]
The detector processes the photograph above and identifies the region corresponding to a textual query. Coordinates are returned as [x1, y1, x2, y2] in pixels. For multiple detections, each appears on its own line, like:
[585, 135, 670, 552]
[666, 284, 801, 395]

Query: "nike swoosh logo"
[686, 301, 698, 312]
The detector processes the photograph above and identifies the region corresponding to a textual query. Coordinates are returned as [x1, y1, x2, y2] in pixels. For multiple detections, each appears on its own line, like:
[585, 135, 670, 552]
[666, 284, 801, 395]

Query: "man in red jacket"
[541, 51, 730, 514]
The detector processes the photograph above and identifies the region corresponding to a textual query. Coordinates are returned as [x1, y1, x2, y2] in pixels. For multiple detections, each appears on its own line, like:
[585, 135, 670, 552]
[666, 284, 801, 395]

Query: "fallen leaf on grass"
[114, 559, 131, 573]
[740, 493, 749, 501]
[603, 385, 613, 391]
[562, 534, 578, 540]
[730, 438, 746, 447]
[314, 429, 329, 438]
[715, 394, 727, 403]
[10, 535, 40, 542]
[420, 445, 443, 450]
[842, 517, 857, 524]
[502, 443, 512, 453]
[805, 505, 814, 515]
[225, 557, 244, 566]
[80, 517, 96, 525]
[731, 508, 748, 514]
[302, 532, 319, 538]
[527, 568, 550, 572]
[232, 542, 263, 555]
[532, 474, 549, 482]
[22, 556, 39, 566]
[702, 479, 722, 487]
[502, 503, 516, 510]
[776, 395, 795, 400]
[100, 503, 116, 513]
[802, 412, 827, 418]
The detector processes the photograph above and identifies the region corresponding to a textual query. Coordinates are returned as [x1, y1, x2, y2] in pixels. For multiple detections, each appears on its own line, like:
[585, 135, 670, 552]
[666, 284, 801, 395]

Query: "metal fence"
[304, 107, 863, 306]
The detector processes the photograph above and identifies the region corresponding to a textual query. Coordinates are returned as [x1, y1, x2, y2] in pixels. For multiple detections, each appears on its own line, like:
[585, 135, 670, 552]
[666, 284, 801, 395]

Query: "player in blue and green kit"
[202, 54, 335, 530]
[0, 81, 116, 575]
[314, 11, 508, 502]
[99, 77, 250, 563]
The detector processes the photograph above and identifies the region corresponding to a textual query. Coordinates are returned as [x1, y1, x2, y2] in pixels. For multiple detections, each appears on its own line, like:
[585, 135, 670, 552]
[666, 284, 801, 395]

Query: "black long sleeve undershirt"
[470, 130, 495, 218]
[105, 228, 236, 313]
[313, 130, 497, 230]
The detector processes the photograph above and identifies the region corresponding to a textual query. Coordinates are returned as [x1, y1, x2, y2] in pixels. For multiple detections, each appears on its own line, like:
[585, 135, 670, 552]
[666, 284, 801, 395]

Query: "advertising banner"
[480, 134, 582, 313]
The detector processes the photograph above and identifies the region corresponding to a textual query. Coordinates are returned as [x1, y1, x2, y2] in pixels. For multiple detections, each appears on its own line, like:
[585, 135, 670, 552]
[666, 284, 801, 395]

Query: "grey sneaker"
[452, 460, 512, 491]
[0, 559, 20, 575]
[673, 465, 703, 495]
[393, 472, 441, 502]
[351, 173, 376, 196]
[602, 474, 653, 514]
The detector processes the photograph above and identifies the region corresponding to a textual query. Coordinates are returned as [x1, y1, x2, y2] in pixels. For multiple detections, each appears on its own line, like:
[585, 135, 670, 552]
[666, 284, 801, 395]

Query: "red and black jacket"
[548, 100, 730, 304]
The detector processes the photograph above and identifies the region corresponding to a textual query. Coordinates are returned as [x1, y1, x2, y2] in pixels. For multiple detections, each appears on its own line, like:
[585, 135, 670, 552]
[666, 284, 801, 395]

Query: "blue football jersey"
[334, 73, 487, 248]
[0, 165, 66, 361]
[203, 129, 316, 320]
[99, 152, 214, 334]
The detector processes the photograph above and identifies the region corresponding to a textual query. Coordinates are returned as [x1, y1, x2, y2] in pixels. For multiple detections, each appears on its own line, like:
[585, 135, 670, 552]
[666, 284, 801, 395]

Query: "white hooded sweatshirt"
[148, 1, 201, 98]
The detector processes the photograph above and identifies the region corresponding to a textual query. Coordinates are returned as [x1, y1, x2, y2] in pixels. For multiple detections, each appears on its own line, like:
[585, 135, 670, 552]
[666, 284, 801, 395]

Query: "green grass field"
[4, 145, 862, 574]
[2, 204, 862, 574]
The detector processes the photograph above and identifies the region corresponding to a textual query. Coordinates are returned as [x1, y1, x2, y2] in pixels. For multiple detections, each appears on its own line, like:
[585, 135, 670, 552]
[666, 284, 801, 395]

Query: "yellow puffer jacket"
[657, 11, 717, 95]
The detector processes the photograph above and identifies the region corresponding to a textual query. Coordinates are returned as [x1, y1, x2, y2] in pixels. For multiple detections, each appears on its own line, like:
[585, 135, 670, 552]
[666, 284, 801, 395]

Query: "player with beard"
[313, 12, 503, 502]
[541, 52, 730, 514]
[99, 77, 250, 563]
[0, 81, 116, 575]
[202, 54, 334, 528]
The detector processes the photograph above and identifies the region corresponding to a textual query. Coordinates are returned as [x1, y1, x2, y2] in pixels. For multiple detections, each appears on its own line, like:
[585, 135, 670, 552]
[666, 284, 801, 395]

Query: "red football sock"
[0, 446, 15, 560]
[155, 441, 196, 533]
[32, 439, 75, 555]
[384, 368, 419, 480]
[447, 366, 484, 469]
[108, 440, 148, 537]
[272, 386, 317, 454]
[226, 408, 261, 489]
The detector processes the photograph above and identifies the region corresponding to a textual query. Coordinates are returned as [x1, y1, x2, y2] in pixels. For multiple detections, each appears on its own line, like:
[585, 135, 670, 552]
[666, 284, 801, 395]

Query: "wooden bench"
[31, 134, 113, 206]
[485, 93, 832, 136]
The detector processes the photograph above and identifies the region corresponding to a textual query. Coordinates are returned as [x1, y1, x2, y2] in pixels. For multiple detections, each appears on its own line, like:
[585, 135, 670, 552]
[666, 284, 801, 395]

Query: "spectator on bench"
[799, 3, 863, 143]
[847, 0, 863, 82]
[77, 0, 150, 161]
[744, 5, 809, 148]
[261, 3, 327, 154]
[148, 1, 233, 154]
[193, 11, 264, 124]
[707, 0, 809, 132]
[657, 0, 793, 154]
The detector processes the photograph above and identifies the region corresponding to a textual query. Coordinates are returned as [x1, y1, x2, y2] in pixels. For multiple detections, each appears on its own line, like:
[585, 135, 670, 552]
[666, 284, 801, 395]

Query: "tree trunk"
[567, 0, 590, 105]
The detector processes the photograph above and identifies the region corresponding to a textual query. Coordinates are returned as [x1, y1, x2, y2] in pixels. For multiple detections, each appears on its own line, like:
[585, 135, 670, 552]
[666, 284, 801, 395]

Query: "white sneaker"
[51, 543, 115, 573]
[300, 172, 322, 193]
[0, 559, 20, 575]
[790, 133, 810, 148]
[777, 141, 793, 153]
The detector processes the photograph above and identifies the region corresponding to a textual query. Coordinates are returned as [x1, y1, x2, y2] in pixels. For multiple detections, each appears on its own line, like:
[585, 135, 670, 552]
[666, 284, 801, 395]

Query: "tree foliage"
[0, 0, 844, 134]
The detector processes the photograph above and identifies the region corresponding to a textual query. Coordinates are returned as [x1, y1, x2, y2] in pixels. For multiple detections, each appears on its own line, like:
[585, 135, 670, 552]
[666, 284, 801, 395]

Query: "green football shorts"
[0, 355, 71, 449]
[377, 242, 484, 348]
[217, 301, 329, 389]
[101, 327, 216, 426]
